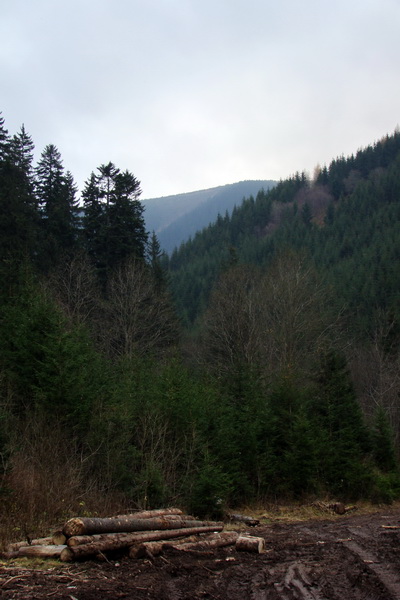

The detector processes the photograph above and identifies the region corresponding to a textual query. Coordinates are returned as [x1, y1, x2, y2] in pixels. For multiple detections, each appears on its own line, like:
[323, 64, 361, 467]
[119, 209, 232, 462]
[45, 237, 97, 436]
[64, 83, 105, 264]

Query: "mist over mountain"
[142, 180, 276, 253]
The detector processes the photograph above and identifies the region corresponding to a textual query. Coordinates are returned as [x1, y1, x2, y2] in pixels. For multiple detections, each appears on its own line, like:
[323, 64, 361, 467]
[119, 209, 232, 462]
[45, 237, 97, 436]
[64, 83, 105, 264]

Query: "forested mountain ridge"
[1, 110, 400, 539]
[165, 130, 400, 334]
[142, 180, 276, 253]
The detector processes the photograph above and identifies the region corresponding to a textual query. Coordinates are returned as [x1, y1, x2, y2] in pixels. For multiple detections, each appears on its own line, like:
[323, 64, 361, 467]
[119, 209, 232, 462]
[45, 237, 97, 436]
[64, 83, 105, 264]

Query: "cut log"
[8, 536, 58, 552]
[173, 531, 239, 552]
[16, 545, 67, 559]
[67, 534, 107, 547]
[114, 508, 183, 519]
[226, 513, 260, 527]
[61, 524, 223, 561]
[235, 535, 266, 553]
[129, 535, 202, 558]
[1, 551, 20, 560]
[63, 516, 220, 537]
[328, 502, 346, 515]
[52, 531, 67, 545]
[129, 532, 238, 559]
[68, 529, 200, 548]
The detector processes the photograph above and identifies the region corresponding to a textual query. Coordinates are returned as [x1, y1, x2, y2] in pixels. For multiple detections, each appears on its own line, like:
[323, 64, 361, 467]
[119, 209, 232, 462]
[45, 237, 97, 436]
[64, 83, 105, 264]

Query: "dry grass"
[231, 499, 400, 524]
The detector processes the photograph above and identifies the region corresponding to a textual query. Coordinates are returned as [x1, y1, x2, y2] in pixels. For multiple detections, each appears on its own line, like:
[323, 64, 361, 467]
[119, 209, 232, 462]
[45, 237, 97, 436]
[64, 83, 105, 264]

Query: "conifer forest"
[1, 112, 400, 541]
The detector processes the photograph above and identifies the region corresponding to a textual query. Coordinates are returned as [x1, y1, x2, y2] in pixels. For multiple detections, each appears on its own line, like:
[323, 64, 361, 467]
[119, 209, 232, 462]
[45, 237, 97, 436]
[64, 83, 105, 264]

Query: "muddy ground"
[2, 507, 400, 599]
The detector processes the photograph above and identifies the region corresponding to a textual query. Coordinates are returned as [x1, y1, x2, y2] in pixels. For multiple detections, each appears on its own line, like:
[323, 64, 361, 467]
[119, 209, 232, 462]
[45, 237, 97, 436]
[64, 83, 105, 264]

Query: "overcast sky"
[2, 0, 400, 199]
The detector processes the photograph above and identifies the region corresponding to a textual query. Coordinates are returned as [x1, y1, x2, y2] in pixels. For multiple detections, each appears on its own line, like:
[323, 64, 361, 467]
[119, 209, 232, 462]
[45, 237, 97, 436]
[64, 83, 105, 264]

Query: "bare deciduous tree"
[46, 251, 100, 326]
[104, 258, 178, 358]
[256, 251, 341, 375]
[349, 315, 400, 445]
[199, 252, 342, 379]
[199, 264, 262, 374]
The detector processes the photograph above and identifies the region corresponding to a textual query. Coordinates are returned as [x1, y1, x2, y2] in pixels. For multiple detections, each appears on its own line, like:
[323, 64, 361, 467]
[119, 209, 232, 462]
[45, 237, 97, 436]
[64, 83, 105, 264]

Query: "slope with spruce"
[165, 131, 400, 336]
[142, 180, 276, 253]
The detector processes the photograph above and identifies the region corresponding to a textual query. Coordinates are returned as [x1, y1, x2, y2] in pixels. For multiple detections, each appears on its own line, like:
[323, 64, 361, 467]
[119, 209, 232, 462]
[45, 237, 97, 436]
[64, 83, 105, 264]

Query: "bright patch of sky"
[2, 0, 399, 198]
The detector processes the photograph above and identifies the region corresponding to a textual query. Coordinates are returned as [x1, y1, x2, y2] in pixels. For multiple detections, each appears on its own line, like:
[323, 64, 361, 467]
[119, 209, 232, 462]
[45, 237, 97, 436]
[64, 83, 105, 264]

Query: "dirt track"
[2, 507, 400, 599]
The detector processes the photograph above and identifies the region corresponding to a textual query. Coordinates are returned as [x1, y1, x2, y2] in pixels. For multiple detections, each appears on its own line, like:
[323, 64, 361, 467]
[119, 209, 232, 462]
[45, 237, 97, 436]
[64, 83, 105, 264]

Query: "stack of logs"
[4, 508, 266, 562]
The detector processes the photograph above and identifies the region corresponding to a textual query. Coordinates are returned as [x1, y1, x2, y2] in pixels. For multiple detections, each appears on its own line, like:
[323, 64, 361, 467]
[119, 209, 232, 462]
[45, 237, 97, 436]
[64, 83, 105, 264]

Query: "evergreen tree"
[372, 406, 398, 472]
[107, 169, 147, 268]
[0, 121, 39, 267]
[310, 351, 372, 498]
[82, 163, 147, 283]
[0, 112, 9, 162]
[9, 124, 35, 176]
[82, 171, 105, 268]
[262, 379, 318, 497]
[148, 231, 167, 291]
[97, 161, 119, 210]
[35, 144, 79, 268]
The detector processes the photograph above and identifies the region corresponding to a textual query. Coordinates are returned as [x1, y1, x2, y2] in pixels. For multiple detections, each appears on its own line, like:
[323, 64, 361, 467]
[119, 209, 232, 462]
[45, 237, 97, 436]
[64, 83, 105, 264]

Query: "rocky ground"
[2, 507, 400, 599]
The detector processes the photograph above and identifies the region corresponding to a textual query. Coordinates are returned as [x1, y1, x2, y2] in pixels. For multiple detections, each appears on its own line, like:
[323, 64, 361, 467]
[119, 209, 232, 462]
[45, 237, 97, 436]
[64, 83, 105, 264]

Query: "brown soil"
[2, 507, 400, 599]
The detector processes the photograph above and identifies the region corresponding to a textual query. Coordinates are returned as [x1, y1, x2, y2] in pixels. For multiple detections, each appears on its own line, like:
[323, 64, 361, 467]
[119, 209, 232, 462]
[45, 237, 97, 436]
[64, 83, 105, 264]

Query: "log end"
[235, 535, 266, 554]
[63, 518, 85, 537]
[60, 547, 74, 562]
[52, 531, 67, 545]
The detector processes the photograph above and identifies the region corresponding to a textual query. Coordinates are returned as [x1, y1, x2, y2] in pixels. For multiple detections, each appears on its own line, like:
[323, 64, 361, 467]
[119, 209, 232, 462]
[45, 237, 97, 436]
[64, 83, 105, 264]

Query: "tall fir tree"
[108, 169, 147, 267]
[148, 231, 167, 291]
[82, 163, 147, 284]
[0, 112, 9, 162]
[9, 124, 35, 176]
[35, 144, 79, 269]
[82, 171, 105, 269]
[310, 351, 372, 498]
[0, 120, 40, 271]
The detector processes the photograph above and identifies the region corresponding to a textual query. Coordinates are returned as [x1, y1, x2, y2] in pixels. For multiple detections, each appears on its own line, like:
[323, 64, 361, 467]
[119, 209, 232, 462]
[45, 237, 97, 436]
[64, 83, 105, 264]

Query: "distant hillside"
[165, 131, 400, 331]
[142, 180, 276, 253]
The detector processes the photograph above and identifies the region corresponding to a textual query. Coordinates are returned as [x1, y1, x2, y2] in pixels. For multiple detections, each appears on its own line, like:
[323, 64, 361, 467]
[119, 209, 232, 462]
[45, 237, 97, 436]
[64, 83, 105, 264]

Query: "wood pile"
[311, 501, 358, 515]
[3, 508, 266, 562]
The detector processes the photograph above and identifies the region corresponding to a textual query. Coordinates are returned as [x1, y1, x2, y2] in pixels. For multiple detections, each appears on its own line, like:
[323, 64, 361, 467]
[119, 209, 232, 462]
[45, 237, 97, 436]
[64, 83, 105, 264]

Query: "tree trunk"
[61, 524, 223, 561]
[114, 508, 183, 519]
[8, 537, 59, 552]
[235, 535, 266, 553]
[129, 535, 202, 558]
[16, 545, 67, 559]
[63, 516, 220, 537]
[328, 502, 346, 515]
[226, 513, 260, 526]
[171, 531, 239, 552]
